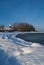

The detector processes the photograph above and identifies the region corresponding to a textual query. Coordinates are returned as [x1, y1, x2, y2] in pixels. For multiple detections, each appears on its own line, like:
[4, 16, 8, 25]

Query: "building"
[5, 23, 12, 31]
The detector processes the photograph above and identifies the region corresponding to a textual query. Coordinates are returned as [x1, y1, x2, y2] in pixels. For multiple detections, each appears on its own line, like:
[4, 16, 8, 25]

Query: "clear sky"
[0, 0, 44, 31]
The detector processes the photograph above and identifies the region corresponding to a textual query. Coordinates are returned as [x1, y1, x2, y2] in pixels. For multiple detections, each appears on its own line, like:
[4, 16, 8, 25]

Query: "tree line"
[0, 23, 36, 32]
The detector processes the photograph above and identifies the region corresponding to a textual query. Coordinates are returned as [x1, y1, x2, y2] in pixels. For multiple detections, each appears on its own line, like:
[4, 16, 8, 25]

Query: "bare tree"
[12, 23, 35, 32]
[0, 25, 5, 32]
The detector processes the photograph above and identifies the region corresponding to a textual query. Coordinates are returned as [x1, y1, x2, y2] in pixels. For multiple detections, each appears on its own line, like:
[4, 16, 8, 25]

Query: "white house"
[5, 23, 12, 31]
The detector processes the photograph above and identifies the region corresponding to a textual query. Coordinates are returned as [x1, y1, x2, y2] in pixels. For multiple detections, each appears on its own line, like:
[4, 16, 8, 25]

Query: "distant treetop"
[12, 23, 35, 32]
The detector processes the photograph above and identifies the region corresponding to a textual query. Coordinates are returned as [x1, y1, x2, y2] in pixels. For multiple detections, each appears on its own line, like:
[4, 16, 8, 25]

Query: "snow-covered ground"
[0, 32, 44, 65]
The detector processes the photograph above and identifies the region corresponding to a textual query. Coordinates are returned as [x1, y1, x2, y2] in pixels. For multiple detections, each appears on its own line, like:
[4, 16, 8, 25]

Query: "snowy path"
[0, 33, 44, 65]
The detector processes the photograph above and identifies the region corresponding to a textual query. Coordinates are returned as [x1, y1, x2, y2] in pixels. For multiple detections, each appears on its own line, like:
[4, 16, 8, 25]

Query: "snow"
[0, 32, 44, 65]
[31, 43, 41, 47]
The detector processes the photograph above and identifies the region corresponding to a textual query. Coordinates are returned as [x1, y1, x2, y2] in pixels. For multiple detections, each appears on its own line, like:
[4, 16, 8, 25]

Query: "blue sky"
[0, 0, 44, 31]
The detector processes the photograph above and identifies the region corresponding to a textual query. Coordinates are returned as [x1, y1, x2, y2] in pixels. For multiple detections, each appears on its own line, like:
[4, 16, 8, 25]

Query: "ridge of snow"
[0, 33, 44, 65]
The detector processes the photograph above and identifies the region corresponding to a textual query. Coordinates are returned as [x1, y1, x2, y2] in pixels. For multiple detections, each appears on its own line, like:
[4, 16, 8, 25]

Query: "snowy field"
[0, 32, 44, 65]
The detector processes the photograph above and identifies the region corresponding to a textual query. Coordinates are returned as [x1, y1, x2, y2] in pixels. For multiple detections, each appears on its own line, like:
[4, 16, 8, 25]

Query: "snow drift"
[0, 33, 44, 65]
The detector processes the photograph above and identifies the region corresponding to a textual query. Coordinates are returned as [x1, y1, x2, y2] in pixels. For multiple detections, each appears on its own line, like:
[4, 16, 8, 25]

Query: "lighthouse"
[8, 22, 12, 31]
[9, 22, 12, 28]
